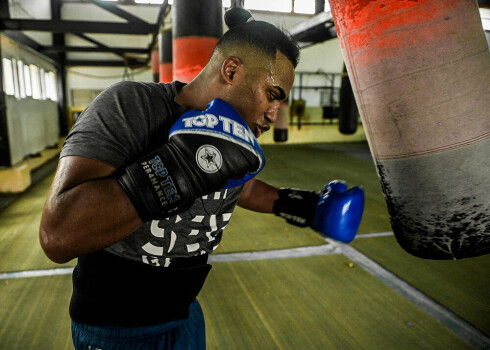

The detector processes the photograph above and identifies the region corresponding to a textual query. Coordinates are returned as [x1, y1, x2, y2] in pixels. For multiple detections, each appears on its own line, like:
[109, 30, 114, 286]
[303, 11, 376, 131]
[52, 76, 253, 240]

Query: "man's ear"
[221, 56, 243, 85]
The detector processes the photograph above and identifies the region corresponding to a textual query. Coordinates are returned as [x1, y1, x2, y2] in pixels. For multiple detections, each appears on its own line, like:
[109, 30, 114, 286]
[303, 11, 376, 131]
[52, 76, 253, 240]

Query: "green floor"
[201, 256, 473, 350]
[352, 235, 490, 335]
[0, 142, 488, 349]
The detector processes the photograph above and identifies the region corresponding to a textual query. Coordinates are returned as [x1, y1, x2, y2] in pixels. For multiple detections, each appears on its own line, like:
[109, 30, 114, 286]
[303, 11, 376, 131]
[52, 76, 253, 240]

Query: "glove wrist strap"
[273, 188, 320, 227]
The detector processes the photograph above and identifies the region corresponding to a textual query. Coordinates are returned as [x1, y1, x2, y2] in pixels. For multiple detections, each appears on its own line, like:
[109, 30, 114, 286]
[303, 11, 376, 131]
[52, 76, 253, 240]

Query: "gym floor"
[0, 142, 489, 349]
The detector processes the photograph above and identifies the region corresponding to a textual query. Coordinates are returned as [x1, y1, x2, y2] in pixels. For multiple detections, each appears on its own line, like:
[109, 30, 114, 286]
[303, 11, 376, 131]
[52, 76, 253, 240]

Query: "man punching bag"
[328, 0, 490, 259]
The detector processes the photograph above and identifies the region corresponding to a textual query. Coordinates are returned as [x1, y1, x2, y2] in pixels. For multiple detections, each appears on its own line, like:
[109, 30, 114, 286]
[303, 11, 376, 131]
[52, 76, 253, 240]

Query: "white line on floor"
[356, 231, 394, 238]
[0, 267, 74, 280]
[209, 244, 340, 263]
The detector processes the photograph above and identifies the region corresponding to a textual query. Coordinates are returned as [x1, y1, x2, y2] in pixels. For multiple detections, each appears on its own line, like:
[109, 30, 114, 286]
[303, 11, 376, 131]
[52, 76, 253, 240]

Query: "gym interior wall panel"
[4, 95, 24, 166]
[66, 67, 152, 107]
[1, 34, 59, 166]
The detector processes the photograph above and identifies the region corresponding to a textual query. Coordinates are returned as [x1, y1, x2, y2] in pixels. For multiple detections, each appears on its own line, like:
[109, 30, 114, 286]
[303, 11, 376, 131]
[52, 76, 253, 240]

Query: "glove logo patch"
[196, 145, 222, 173]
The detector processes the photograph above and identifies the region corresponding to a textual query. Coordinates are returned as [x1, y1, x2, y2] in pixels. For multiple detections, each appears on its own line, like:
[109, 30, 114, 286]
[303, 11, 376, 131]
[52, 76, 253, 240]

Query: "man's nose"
[266, 104, 280, 123]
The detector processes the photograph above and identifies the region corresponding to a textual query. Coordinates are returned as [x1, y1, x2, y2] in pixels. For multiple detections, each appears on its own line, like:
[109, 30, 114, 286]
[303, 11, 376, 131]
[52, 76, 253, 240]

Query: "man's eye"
[270, 92, 277, 100]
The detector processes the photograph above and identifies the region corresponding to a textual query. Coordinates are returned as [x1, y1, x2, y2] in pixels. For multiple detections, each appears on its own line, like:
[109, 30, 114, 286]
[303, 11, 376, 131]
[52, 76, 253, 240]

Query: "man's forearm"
[237, 178, 279, 213]
[40, 176, 142, 263]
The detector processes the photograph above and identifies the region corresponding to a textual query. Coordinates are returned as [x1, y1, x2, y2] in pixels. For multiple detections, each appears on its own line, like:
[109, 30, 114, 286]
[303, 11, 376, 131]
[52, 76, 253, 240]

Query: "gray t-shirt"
[61, 80, 243, 267]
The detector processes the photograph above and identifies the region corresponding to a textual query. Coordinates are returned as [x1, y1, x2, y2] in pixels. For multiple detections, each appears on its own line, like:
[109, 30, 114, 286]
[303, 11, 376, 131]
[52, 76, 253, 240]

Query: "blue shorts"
[71, 299, 206, 350]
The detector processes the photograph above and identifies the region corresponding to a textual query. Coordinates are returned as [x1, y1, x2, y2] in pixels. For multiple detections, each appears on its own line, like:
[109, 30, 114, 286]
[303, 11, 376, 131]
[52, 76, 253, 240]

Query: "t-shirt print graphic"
[141, 190, 234, 267]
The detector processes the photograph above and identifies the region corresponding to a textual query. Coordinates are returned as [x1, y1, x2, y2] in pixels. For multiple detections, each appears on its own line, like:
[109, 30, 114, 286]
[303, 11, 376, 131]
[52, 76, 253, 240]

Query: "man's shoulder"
[108, 80, 170, 94]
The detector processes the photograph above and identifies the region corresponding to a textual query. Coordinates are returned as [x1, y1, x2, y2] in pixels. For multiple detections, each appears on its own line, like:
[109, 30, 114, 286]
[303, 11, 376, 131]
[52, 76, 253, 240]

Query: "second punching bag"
[159, 30, 173, 83]
[172, 0, 223, 83]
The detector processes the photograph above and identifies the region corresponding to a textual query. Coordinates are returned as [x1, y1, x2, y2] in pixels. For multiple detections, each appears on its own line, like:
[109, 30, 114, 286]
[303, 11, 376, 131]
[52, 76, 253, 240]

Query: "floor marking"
[327, 239, 490, 350]
[209, 244, 340, 263]
[0, 267, 74, 280]
[356, 231, 394, 238]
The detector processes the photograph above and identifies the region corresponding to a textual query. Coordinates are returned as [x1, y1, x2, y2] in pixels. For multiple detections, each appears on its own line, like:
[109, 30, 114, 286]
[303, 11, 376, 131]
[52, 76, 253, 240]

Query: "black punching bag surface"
[159, 30, 173, 83]
[338, 65, 358, 135]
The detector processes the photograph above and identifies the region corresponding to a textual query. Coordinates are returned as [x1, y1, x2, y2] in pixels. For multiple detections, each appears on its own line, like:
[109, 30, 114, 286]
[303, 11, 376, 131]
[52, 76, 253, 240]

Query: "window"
[40, 68, 47, 100]
[294, 0, 331, 14]
[98, 0, 329, 14]
[2, 58, 15, 96]
[294, 1, 315, 14]
[11, 59, 20, 99]
[17, 60, 26, 99]
[134, 0, 166, 4]
[24, 65, 32, 97]
[45, 71, 58, 102]
[245, 0, 291, 13]
[30, 64, 42, 100]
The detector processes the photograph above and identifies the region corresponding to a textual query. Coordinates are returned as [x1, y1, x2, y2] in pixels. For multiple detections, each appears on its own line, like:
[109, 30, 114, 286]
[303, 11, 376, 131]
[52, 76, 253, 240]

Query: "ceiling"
[0, 0, 170, 68]
[0, 0, 339, 69]
[0, 0, 488, 69]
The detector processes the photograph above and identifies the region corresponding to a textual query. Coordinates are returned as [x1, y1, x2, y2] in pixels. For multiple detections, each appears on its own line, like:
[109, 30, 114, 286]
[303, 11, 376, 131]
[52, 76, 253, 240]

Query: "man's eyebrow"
[274, 86, 286, 100]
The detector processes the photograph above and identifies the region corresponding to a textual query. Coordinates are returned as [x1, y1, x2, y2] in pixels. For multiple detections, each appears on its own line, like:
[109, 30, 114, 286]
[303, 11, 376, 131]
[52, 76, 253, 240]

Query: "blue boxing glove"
[273, 180, 364, 243]
[313, 180, 364, 242]
[118, 98, 265, 221]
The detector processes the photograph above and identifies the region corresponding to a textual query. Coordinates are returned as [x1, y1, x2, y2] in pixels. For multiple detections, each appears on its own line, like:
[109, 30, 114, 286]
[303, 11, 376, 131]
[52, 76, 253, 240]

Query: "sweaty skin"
[219, 50, 295, 138]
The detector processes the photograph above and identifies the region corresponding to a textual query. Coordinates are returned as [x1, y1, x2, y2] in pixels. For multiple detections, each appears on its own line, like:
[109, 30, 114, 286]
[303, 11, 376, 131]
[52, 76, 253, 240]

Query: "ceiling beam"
[290, 11, 334, 36]
[42, 45, 148, 54]
[71, 33, 126, 58]
[65, 59, 148, 67]
[3, 31, 45, 52]
[147, 0, 170, 53]
[87, 0, 148, 24]
[0, 19, 158, 35]
[290, 11, 337, 47]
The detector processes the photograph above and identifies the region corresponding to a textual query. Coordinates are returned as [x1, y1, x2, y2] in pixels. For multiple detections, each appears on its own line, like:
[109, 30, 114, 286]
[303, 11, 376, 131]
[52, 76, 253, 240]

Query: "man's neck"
[175, 74, 216, 111]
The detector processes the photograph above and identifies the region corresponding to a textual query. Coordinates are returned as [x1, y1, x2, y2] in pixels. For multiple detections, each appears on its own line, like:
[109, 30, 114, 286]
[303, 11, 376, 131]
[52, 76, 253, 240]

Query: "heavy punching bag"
[151, 48, 159, 82]
[329, 0, 490, 259]
[274, 101, 289, 142]
[339, 64, 359, 135]
[159, 30, 173, 83]
[172, 0, 223, 83]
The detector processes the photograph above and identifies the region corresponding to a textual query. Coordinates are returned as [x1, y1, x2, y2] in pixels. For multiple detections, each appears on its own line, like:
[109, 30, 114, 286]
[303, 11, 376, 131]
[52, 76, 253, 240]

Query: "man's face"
[228, 51, 295, 138]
